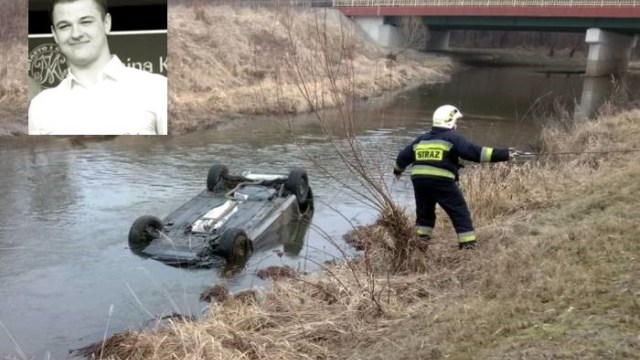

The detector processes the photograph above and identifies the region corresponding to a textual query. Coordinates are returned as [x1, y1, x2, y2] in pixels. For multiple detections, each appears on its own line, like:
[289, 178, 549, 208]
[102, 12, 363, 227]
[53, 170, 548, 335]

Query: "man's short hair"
[49, 0, 109, 25]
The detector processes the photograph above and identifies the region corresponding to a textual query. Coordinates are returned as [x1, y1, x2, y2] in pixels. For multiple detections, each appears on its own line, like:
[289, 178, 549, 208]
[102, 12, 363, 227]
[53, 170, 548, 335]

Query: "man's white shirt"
[28, 56, 167, 135]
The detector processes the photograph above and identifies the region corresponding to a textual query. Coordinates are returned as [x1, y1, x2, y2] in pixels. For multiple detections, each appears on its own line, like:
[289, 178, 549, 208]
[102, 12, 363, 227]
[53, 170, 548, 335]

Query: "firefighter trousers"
[411, 177, 476, 244]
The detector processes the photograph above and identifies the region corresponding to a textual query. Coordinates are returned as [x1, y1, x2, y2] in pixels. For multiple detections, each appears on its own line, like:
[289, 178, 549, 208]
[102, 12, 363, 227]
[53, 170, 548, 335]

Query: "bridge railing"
[332, 0, 639, 6]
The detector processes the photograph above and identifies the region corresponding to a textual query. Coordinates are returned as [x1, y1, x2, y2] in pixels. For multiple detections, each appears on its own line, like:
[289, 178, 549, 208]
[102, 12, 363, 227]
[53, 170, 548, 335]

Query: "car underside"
[128, 164, 313, 267]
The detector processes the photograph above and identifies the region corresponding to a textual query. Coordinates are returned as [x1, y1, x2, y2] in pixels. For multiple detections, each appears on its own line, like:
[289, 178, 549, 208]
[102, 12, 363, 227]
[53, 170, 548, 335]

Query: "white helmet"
[432, 105, 463, 129]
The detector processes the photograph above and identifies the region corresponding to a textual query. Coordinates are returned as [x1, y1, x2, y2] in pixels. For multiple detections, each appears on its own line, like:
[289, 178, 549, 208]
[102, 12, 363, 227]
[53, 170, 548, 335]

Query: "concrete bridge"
[332, 0, 640, 76]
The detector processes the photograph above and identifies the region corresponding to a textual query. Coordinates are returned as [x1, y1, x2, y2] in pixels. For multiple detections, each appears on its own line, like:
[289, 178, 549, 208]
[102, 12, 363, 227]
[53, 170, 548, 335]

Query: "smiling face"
[51, 0, 111, 69]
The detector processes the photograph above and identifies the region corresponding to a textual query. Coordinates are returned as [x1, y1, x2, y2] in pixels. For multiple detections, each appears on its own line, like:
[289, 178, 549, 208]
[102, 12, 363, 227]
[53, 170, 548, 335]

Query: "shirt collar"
[65, 55, 126, 89]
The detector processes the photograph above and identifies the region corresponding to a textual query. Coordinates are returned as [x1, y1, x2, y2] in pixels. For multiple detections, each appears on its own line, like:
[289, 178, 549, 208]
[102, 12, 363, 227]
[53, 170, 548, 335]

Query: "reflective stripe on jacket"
[394, 127, 509, 181]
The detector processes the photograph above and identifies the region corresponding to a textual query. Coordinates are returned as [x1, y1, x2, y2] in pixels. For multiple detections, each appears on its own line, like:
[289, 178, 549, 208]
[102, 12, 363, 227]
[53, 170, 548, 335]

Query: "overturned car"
[128, 164, 313, 266]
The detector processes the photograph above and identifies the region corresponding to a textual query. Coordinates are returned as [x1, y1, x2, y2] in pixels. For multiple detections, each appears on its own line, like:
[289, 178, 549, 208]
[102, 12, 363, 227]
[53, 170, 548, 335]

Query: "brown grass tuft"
[200, 283, 230, 303]
[256, 265, 298, 280]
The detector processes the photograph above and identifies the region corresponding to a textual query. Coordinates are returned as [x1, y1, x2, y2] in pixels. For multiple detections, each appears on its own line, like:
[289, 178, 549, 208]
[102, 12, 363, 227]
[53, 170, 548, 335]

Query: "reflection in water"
[282, 215, 312, 256]
[27, 155, 77, 224]
[574, 76, 616, 121]
[383, 67, 584, 149]
[254, 207, 314, 258]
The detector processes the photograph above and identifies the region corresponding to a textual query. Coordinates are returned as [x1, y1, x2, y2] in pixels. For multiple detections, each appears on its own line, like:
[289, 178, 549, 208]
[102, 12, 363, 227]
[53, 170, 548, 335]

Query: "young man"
[393, 104, 515, 249]
[28, 0, 167, 135]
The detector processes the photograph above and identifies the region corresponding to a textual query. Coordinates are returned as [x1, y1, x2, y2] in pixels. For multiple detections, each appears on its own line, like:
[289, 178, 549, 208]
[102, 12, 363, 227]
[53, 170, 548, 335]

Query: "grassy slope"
[94, 108, 639, 358]
[353, 155, 640, 359]
[168, 4, 451, 134]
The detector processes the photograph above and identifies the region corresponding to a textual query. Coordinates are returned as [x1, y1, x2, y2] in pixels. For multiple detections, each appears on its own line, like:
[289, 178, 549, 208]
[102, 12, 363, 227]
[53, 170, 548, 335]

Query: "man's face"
[51, 0, 111, 68]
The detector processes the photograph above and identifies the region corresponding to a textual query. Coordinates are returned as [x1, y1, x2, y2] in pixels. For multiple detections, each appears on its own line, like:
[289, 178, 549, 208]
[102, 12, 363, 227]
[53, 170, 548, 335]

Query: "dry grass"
[0, 0, 28, 134]
[167, 4, 452, 134]
[91, 108, 639, 359]
[0, 41, 27, 109]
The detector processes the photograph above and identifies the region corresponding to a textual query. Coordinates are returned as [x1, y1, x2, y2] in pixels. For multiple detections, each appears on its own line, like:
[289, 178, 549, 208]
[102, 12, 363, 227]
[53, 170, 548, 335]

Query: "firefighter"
[393, 105, 515, 249]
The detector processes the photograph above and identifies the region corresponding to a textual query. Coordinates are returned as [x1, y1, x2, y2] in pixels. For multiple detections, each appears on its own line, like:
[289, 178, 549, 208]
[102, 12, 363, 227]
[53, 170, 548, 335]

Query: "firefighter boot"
[458, 240, 477, 250]
[417, 235, 431, 251]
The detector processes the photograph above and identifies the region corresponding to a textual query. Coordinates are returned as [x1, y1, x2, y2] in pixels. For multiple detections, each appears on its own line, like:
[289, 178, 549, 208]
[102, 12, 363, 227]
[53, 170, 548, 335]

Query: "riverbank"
[86, 106, 639, 358]
[0, 0, 27, 135]
[0, 40, 28, 136]
[167, 4, 452, 134]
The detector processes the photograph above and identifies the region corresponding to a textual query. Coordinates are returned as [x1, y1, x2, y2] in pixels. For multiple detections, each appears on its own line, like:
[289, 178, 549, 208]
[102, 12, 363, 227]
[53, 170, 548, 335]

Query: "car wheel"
[207, 163, 228, 192]
[218, 228, 253, 262]
[129, 215, 163, 250]
[285, 167, 310, 210]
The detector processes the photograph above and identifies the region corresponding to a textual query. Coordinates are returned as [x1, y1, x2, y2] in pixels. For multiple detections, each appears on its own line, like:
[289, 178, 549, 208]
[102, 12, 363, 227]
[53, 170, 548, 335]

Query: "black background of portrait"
[29, 0, 167, 34]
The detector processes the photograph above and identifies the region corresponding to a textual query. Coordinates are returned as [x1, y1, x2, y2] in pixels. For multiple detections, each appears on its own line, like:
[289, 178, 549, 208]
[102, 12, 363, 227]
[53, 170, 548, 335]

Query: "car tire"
[285, 167, 310, 210]
[129, 215, 163, 249]
[217, 228, 253, 262]
[207, 163, 228, 192]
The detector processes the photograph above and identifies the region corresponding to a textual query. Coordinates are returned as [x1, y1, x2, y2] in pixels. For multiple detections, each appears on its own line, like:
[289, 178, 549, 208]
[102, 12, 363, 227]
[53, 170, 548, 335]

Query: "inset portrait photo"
[28, 0, 168, 135]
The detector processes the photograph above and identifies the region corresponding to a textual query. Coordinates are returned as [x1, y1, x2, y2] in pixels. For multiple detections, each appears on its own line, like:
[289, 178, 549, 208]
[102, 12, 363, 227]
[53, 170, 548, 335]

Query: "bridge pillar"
[352, 16, 405, 47]
[585, 28, 637, 77]
[426, 30, 450, 51]
[574, 76, 614, 122]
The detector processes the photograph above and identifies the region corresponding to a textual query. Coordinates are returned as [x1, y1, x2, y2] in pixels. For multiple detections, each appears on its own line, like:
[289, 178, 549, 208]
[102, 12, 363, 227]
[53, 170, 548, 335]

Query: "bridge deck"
[333, 0, 640, 18]
[333, 0, 640, 6]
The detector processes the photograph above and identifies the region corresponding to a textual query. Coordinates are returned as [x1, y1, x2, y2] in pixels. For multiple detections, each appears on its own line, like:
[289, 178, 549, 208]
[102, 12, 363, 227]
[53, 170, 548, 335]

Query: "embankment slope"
[167, 4, 452, 133]
[92, 109, 639, 358]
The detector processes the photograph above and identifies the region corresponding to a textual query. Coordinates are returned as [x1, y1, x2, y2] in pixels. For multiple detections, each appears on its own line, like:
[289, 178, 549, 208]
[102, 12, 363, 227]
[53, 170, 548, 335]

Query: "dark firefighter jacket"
[394, 127, 510, 181]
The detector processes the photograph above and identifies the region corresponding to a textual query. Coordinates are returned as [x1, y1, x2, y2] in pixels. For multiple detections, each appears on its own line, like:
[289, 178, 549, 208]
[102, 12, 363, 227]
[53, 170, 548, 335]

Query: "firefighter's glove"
[393, 169, 402, 179]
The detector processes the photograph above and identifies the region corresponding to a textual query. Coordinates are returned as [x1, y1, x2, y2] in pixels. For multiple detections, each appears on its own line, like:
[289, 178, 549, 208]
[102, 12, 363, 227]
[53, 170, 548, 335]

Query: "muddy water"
[1, 67, 638, 358]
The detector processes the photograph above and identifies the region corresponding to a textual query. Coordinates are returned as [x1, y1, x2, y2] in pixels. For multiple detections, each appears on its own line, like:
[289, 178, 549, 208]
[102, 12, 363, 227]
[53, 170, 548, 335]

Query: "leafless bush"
[398, 16, 428, 51]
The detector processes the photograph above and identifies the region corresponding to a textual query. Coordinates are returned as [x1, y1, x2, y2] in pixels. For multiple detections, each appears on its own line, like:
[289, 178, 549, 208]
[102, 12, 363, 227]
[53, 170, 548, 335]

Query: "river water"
[0, 67, 638, 358]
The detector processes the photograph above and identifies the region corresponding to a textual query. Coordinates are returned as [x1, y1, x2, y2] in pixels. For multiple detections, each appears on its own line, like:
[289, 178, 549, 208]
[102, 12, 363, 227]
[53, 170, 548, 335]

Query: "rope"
[514, 149, 640, 156]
